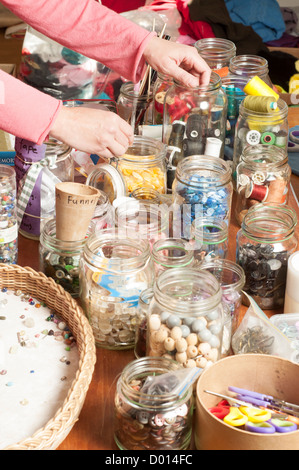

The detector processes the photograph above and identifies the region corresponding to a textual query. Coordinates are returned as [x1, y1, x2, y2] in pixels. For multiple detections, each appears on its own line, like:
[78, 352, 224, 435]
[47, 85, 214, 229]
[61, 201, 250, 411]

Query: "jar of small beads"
[194, 38, 236, 77]
[235, 144, 291, 226]
[147, 267, 224, 370]
[191, 216, 229, 264]
[0, 165, 18, 264]
[236, 203, 297, 310]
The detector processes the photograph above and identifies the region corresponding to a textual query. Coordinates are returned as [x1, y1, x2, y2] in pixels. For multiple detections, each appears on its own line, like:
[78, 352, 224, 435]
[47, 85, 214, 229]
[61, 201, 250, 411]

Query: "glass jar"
[229, 55, 272, 87]
[130, 187, 162, 204]
[232, 98, 289, 173]
[14, 138, 73, 240]
[147, 268, 224, 370]
[191, 216, 229, 264]
[0, 165, 18, 264]
[134, 287, 154, 359]
[194, 38, 236, 77]
[114, 357, 194, 450]
[91, 189, 115, 230]
[86, 163, 127, 204]
[163, 72, 228, 181]
[117, 81, 153, 134]
[235, 145, 291, 226]
[236, 203, 298, 310]
[39, 218, 94, 297]
[79, 228, 154, 349]
[152, 238, 194, 278]
[152, 72, 173, 125]
[172, 155, 233, 240]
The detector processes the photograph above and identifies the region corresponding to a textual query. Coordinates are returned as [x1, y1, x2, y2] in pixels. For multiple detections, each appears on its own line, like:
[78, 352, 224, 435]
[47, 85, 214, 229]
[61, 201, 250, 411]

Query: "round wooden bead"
[175, 351, 187, 364]
[164, 337, 175, 351]
[184, 359, 196, 368]
[187, 345, 198, 358]
[170, 326, 183, 340]
[197, 342, 211, 356]
[186, 333, 198, 346]
[205, 348, 218, 362]
[196, 357, 208, 368]
[154, 328, 168, 343]
[175, 337, 187, 353]
[149, 314, 161, 331]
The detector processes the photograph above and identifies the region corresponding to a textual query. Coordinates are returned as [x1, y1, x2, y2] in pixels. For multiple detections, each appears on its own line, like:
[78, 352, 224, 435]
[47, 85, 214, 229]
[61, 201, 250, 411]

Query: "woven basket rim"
[0, 263, 96, 450]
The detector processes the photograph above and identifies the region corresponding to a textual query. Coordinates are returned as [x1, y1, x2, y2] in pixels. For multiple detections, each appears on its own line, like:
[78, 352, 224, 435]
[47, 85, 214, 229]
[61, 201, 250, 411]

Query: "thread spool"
[204, 137, 222, 158]
[260, 131, 276, 145]
[266, 179, 287, 204]
[243, 96, 277, 113]
[243, 76, 279, 100]
[245, 182, 268, 202]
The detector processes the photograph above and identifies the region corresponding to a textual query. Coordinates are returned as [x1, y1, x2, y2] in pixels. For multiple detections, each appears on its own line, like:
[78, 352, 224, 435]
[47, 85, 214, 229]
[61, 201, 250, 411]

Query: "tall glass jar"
[117, 81, 153, 134]
[229, 55, 272, 87]
[152, 238, 194, 278]
[194, 38, 236, 77]
[232, 98, 289, 174]
[172, 155, 233, 240]
[147, 268, 224, 370]
[39, 218, 94, 297]
[0, 165, 18, 264]
[235, 145, 291, 226]
[191, 216, 229, 264]
[79, 228, 154, 349]
[135, 287, 154, 359]
[236, 203, 298, 310]
[114, 357, 194, 450]
[152, 72, 173, 125]
[15, 138, 73, 240]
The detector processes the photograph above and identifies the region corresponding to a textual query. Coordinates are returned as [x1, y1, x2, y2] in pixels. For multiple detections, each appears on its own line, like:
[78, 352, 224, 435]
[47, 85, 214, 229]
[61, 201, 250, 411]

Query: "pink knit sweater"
[0, 0, 155, 143]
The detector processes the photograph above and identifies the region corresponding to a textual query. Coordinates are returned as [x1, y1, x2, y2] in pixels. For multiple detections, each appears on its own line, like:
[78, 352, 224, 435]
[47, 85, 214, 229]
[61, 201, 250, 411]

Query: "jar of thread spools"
[0, 165, 18, 264]
[134, 287, 154, 359]
[152, 238, 194, 278]
[229, 55, 272, 87]
[194, 38, 236, 77]
[79, 228, 154, 349]
[236, 203, 297, 310]
[235, 144, 291, 226]
[152, 72, 173, 125]
[147, 268, 224, 370]
[172, 156, 233, 240]
[114, 357, 194, 450]
[191, 216, 229, 265]
[232, 96, 289, 173]
[117, 81, 153, 134]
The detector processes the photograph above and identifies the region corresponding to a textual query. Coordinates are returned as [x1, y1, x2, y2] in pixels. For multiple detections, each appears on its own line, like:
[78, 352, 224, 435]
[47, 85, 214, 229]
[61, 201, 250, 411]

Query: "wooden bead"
[184, 359, 196, 368]
[170, 326, 182, 340]
[197, 342, 211, 356]
[187, 345, 198, 358]
[164, 337, 175, 351]
[175, 351, 187, 364]
[186, 333, 198, 346]
[196, 357, 208, 368]
[175, 337, 187, 353]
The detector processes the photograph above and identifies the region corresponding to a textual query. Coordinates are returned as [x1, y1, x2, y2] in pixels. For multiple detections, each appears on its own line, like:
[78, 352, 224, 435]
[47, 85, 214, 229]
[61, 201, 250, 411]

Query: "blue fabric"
[224, 0, 286, 43]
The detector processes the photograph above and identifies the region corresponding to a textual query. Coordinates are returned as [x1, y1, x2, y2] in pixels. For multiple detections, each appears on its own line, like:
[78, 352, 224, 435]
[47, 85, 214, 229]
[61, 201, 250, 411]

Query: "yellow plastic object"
[289, 74, 299, 95]
[223, 407, 248, 427]
[239, 406, 272, 423]
[244, 76, 279, 100]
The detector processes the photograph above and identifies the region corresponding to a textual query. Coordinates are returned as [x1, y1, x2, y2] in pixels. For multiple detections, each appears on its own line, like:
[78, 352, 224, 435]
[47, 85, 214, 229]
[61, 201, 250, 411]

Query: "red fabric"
[101, 0, 146, 13]
[175, 0, 215, 40]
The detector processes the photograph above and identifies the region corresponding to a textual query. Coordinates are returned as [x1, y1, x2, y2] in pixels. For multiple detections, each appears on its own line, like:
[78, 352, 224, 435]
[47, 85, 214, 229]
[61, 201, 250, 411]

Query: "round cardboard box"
[195, 354, 299, 450]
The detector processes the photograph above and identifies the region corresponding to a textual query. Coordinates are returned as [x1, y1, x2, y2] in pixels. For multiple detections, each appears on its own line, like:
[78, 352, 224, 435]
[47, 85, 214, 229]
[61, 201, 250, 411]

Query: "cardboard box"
[0, 64, 17, 165]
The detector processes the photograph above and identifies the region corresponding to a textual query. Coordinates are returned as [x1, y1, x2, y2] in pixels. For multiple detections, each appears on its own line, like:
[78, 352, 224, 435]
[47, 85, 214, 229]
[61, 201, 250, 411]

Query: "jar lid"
[86, 163, 126, 203]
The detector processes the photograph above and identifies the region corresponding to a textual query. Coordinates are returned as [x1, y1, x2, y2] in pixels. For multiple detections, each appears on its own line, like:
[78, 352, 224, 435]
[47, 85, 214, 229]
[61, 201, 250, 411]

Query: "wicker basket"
[0, 263, 96, 450]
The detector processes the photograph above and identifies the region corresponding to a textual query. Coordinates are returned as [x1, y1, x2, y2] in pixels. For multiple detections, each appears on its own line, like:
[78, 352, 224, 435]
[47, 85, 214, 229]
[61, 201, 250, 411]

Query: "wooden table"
[16, 106, 299, 451]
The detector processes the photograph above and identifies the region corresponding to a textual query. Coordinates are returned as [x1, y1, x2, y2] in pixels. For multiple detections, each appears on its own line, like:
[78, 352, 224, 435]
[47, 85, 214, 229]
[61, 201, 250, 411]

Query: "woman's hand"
[49, 105, 134, 159]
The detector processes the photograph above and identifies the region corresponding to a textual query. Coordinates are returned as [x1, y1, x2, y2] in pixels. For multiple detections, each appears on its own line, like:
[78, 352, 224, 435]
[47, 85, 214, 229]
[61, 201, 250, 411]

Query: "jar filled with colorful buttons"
[236, 203, 298, 310]
[0, 165, 18, 264]
[152, 72, 173, 125]
[194, 38, 236, 77]
[191, 216, 229, 264]
[80, 228, 154, 349]
[232, 97, 289, 174]
[114, 357, 194, 450]
[229, 55, 272, 87]
[235, 144, 291, 226]
[39, 218, 95, 297]
[147, 267, 224, 370]
[152, 238, 194, 278]
[134, 287, 154, 359]
[172, 155, 233, 240]
[117, 81, 153, 134]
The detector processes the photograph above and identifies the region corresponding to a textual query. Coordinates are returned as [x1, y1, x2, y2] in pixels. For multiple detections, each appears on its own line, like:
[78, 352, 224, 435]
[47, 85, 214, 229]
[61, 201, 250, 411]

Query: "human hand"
[49, 105, 134, 159]
[143, 36, 211, 88]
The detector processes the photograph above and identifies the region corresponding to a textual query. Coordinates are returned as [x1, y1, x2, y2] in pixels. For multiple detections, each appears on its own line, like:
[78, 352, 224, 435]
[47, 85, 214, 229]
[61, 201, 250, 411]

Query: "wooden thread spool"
[243, 96, 277, 113]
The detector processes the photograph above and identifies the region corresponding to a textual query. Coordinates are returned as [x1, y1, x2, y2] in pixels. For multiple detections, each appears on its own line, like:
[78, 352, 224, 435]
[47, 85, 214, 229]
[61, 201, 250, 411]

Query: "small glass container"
[134, 287, 154, 359]
[117, 81, 153, 134]
[114, 357, 194, 450]
[152, 238, 194, 278]
[172, 155, 233, 240]
[191, 216, 229, 264]
[235, 145, 291, 226]
[79, 228, 154, 349]
[236, 203, 298, 310]
[91, 189, 115, 230]
[0, 165, 18, 264]
[229, 55, 272, 87]
[130, 187, 161, 204]
[147, 268, 224, 370]
[39, 218, 94, 297]
[232, 98, 289, 172]
[152, 72, 173, 125]
[86, 162, 127, 204]
[194, 38, 236, 76]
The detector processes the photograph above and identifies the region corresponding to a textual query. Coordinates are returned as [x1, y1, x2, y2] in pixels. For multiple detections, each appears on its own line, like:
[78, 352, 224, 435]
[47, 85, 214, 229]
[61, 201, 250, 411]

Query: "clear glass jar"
[232, 98, 289, 173]
[191, 216, 229, 264]
[130, 187, 161, 204]
[152, 72, 173, 125]
[147, 268, 224, 370]
[163, 72, 228, 176]
[39, 218, 94, 297]
[0, 165, 18, 264]
[194, 38, 236, 76]
[236, 203, 298, 310]
[152, 238, 194, 278]
[79, 228, 154, 349]
[172, 156, 233, 240]
[229, 55, 272, 87]
[235, 145, 291, 226]
[134, 287, 154, 359]
[117, 81, 153, 134]
[15, 138, 73, 240]
[86, 163, 127, 204]
[114, 357, 194, 450]
[91, 189, 115, 230]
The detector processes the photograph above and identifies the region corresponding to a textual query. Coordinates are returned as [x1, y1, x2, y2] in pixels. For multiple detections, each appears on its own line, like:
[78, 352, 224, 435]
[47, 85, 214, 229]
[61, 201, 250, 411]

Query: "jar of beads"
[152, 72, 173, 125]
[114, 357, 194, 450]
[80, 228, 154, 349]
[194, 38, 236, 77]
[0, 165, 18, 264]
[236, 203, 297, 310]
[235, 144, 291, 226]
[147, 267, 224, 370]
[152, 238, 194, 278]
[191, 216, 229, 265]
[229, 55, 272, 87]
[172, 155, 233, 240]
